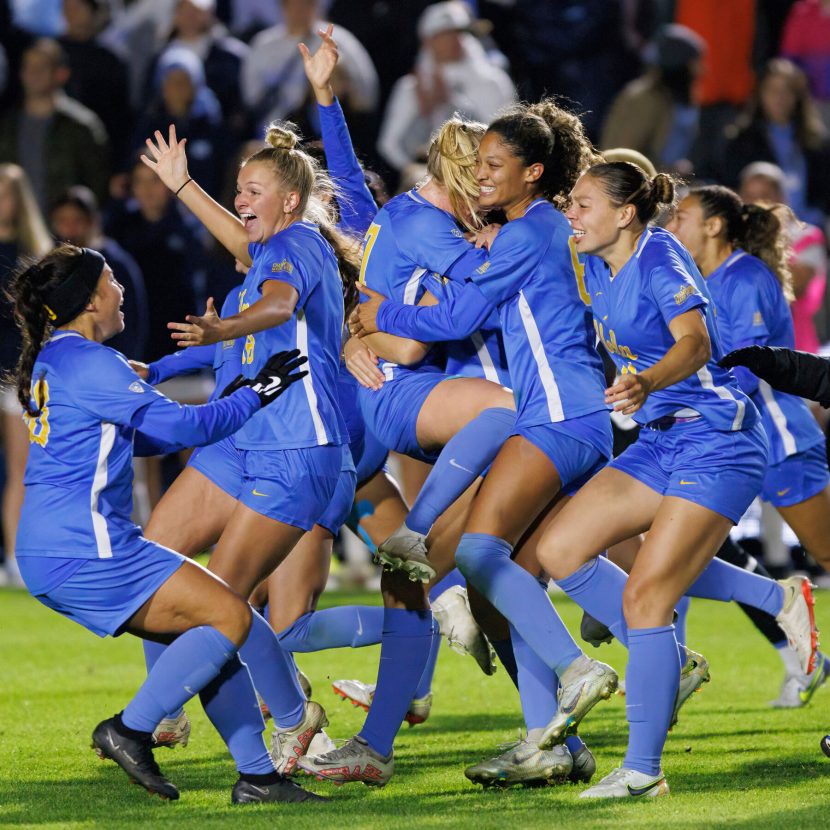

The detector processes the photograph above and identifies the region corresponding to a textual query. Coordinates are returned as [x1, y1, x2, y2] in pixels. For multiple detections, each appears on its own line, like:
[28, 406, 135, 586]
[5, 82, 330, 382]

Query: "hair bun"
[264, 122, 301, 150]
[651, 173, 674, 205]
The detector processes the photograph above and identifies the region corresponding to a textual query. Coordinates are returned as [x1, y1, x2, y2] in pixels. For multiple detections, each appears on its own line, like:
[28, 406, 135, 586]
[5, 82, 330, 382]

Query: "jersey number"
[238, 289, 255, 365]
[359, 222, 381, 284]
[568, 237, 591, 306]
[25, 378, 51, 447]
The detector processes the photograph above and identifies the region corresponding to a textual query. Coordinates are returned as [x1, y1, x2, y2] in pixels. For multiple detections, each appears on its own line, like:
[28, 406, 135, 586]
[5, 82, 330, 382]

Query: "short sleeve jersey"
[236, 221, 346, 450]
[583, 227, 758, 431]
[706, 250, 823, 461]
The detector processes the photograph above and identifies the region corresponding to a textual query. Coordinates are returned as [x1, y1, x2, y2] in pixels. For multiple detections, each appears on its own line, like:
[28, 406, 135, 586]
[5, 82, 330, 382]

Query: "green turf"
[1, 586, 829, 830]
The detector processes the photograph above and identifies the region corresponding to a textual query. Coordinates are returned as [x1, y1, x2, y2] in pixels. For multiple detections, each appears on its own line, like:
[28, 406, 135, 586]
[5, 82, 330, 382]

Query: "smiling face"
[475, 131, 542, 217]
[234, 162, 298, 243]
[666, 194, 708, 262]
[565, 173, 630, 257]
[90, 264, 125, 341]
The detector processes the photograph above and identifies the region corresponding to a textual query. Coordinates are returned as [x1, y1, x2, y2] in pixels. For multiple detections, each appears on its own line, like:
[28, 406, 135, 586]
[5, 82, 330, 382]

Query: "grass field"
[2, 585, 829, 830]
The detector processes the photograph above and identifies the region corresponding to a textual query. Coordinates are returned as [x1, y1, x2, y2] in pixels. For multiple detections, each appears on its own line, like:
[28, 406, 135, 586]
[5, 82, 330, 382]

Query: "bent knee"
[622, 580, 675, 628]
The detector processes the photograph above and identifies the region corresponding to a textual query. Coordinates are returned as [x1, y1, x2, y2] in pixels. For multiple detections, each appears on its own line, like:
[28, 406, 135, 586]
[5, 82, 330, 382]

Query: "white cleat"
[771, 655, 830, 709]
[298, 735, 393, 786]
[670, 648, 710, 728]
[270, 700, 328, 775]
[464, 739, 573, 788]
[375, 524, 436, 583]
[580, 767, 669, 799]
[431, 585, 496, 675]
[297, 669, 312, 698]
[538, 656, 618, 749]
[331, 678, 432, 725]
[152, 711, 191, 749]
[775, 576, 819, 674]
[306, 729, 336, 757]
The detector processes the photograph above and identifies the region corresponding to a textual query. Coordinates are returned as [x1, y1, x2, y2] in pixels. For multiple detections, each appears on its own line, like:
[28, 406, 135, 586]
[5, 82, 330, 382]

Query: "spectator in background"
[49, 186, 149, 359]
[740, 160, 828, 355]
[724, 58, 830, 227]
[242, 0, 378, 137]
[59, 0, 131, 166]
[0, 38, 111, 212]
[105, 159, 203, 361]
[10, 0, 64, 35]
[133, 47, 231, 199]
[0, 164, 52, 587]
[600, 23, 705, 175]
[377, 1, 515, 174]
[780, 0, 830, 127]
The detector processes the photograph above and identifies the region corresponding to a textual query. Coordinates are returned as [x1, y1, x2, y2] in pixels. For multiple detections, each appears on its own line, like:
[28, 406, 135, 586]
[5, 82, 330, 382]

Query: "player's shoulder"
[384, 190, 461, 239]
[40, 334, 136, 387]
[640, 228, 698, 277]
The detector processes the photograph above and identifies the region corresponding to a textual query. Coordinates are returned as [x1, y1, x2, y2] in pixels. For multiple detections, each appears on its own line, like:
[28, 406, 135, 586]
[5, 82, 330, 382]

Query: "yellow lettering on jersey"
[270, 259, 294, 274]
[568, 237, 591, 306]
[25, 378, 51, 447]
[594, 319, 639, 362]
[359, 222, 381, 284]
[238, 289, 255, 365]
[674, 284, 695, 305]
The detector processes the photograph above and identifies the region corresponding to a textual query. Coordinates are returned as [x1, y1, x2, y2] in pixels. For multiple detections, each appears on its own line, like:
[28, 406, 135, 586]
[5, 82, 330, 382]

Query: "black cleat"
[580, 611, 614, 648]
[91, 716, 180, 800]
[232, 775, 330, 804]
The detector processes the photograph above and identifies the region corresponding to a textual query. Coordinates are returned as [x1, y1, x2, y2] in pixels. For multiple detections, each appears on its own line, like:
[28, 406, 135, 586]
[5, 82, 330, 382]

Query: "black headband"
[43, 248, 106, 327]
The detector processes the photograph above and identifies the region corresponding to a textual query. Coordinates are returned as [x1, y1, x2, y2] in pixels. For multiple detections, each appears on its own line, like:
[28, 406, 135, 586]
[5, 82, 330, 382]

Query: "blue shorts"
[188, 435, 244, 499]
[761, 442, 829, 507]
[355, 428, 389, 485]
[239, 445, 342, 530]
[17, 541, 186, 638]
[316, 445, 357, 536]
[611, 418, 769, 523]
[358, 370, 446, 463]
[516, 410, 612, 496]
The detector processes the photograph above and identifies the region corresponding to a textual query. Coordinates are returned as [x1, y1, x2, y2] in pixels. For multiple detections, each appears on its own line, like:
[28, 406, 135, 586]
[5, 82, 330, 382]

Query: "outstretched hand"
[168, 297, 223, 347]
[299, 24, 338, 105]
[142, 124, 191, 194]
[351, 283, 388, 337]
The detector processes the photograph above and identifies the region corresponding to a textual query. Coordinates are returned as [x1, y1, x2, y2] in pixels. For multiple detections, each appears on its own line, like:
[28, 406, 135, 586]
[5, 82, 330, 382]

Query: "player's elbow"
[396, 341, 429, 366]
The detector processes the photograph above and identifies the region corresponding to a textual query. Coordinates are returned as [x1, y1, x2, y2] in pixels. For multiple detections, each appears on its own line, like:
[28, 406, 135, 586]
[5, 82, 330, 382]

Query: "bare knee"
[622, 579, 675, 629]
[211, 596, 252, 647]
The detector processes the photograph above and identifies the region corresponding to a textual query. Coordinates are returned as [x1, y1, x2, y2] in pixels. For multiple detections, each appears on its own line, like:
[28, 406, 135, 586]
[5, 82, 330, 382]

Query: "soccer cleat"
[91, 716, 180, 800]
[432, 584, 497, 675]
[270, 700, 329, 775]
[331, 678, 432, 726]
[771, 655, 830, 709]
[307, 728, 337, 758]
[569, 742, 597, 783]
[538, 656, 618, 749]
[580, 610, 614, 648]
[231, 775, 328, 803]
[297, 736, 393, 786]
[298, 669, 312, 698]
[152, 711, 191, 749]
[670, 648, 710, 728]
[464, 739, 573, 788]
[775, 576, 819, 674]
[375, 524, 436, 583]
[579, 766, 669, 799]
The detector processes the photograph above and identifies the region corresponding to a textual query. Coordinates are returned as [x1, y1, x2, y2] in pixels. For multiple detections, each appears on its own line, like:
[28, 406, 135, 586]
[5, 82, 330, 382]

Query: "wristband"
[175, 178, 193, 197]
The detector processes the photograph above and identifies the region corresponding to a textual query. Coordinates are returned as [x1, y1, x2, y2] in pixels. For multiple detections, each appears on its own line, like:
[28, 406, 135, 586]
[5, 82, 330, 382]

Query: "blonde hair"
[426, 116, 486, 231]
[0, 164, 52, 257]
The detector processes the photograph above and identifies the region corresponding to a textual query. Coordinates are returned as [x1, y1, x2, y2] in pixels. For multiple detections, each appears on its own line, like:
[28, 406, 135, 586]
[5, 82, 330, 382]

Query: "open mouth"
[240, 212, 258, 229]
[479, 186, 496, 196]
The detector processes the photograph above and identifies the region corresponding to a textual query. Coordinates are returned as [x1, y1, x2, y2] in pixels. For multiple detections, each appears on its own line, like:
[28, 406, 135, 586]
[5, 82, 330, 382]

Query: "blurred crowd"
[1, 0, 829, 583]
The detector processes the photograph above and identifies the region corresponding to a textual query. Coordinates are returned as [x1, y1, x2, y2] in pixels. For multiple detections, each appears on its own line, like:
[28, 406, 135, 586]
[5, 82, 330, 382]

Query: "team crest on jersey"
[129, 381, 145, 393]
[450, 227, 464, 238]
[674, 284, 695, 305]
[752, 311, 764, 326]
[271, 259, 294, 274]
[476, 261, 491, 275]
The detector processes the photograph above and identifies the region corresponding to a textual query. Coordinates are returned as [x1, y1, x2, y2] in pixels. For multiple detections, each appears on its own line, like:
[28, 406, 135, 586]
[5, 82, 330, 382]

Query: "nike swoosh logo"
[252, 488, 269, 497]
[246, 784, 269, 795]
[560, 681, 585, 714]
[627, 778, 664, 797]
[777, 488, 791, 496]
[449, 458, 474, 474]
[679, 480, 697, 485]
[184, 685, 195, 695]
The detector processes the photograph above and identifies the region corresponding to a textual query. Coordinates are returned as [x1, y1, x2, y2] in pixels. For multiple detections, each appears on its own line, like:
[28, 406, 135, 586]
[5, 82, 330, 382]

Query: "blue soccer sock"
[674, 595, 691, 662]
[276, 606, 384, 652]
[142, 640, 183, 720]
[407, 408, 515, 535]
[510, 624, 558, 730]
[623, 625, 681, 776]
[490, 637, 519, 688]
[555, 556, 629, 646]
[199, 654, 274, 775]
[685, 557, 784, 616]
[359, 609, 434, 757]
[239, 611, 306, 729]
[428, 568, 465, 603]
[456, 533, 582, 677]
[123, 625, 237, 733]
[414, 625, 442, 699]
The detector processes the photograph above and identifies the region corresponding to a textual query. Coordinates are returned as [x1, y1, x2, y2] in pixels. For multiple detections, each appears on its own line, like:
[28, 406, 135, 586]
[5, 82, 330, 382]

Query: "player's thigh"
[607, 535, 643, 574]
[512, 491, 572, 579]
[777, 486, 830, 567]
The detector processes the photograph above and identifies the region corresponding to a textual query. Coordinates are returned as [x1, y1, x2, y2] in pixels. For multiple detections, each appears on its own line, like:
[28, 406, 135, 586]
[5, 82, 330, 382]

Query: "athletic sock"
[490, 637, 519, 688]
[406, 408, 515, 535]
[123, 625, 237, 733]
[622, 625, 681, 776]
[555, 556, 630, 647]
[276, 606, 384, 652]
[200, 654, 274, 775]
[686, 557, 784, 616]
[238, 611, 305, 729]
[359, 609, 434, 756]
[142, 640, 183, 720]
[510, 624, 558, 730]
[456, 533, 582, 677]
[674, 596, 690, 657]
[414, 625, 442, 699]
[428, 568, 465, 603]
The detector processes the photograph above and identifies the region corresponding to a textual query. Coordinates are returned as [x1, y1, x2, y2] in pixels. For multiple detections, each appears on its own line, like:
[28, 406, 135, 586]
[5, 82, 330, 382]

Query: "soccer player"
[529, 162, 817, 798]
[9, 244, 319, 803]
[669, 185, 830, 706]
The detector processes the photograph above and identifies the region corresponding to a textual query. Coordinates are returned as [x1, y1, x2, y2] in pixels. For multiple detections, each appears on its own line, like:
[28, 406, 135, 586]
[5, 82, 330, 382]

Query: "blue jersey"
[236, 222, 346, 450]
[583, 227, 758, 432]
[17, 332, 259, 559]
[706, 250, 824, 462]
[359, 189, 487, 381]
